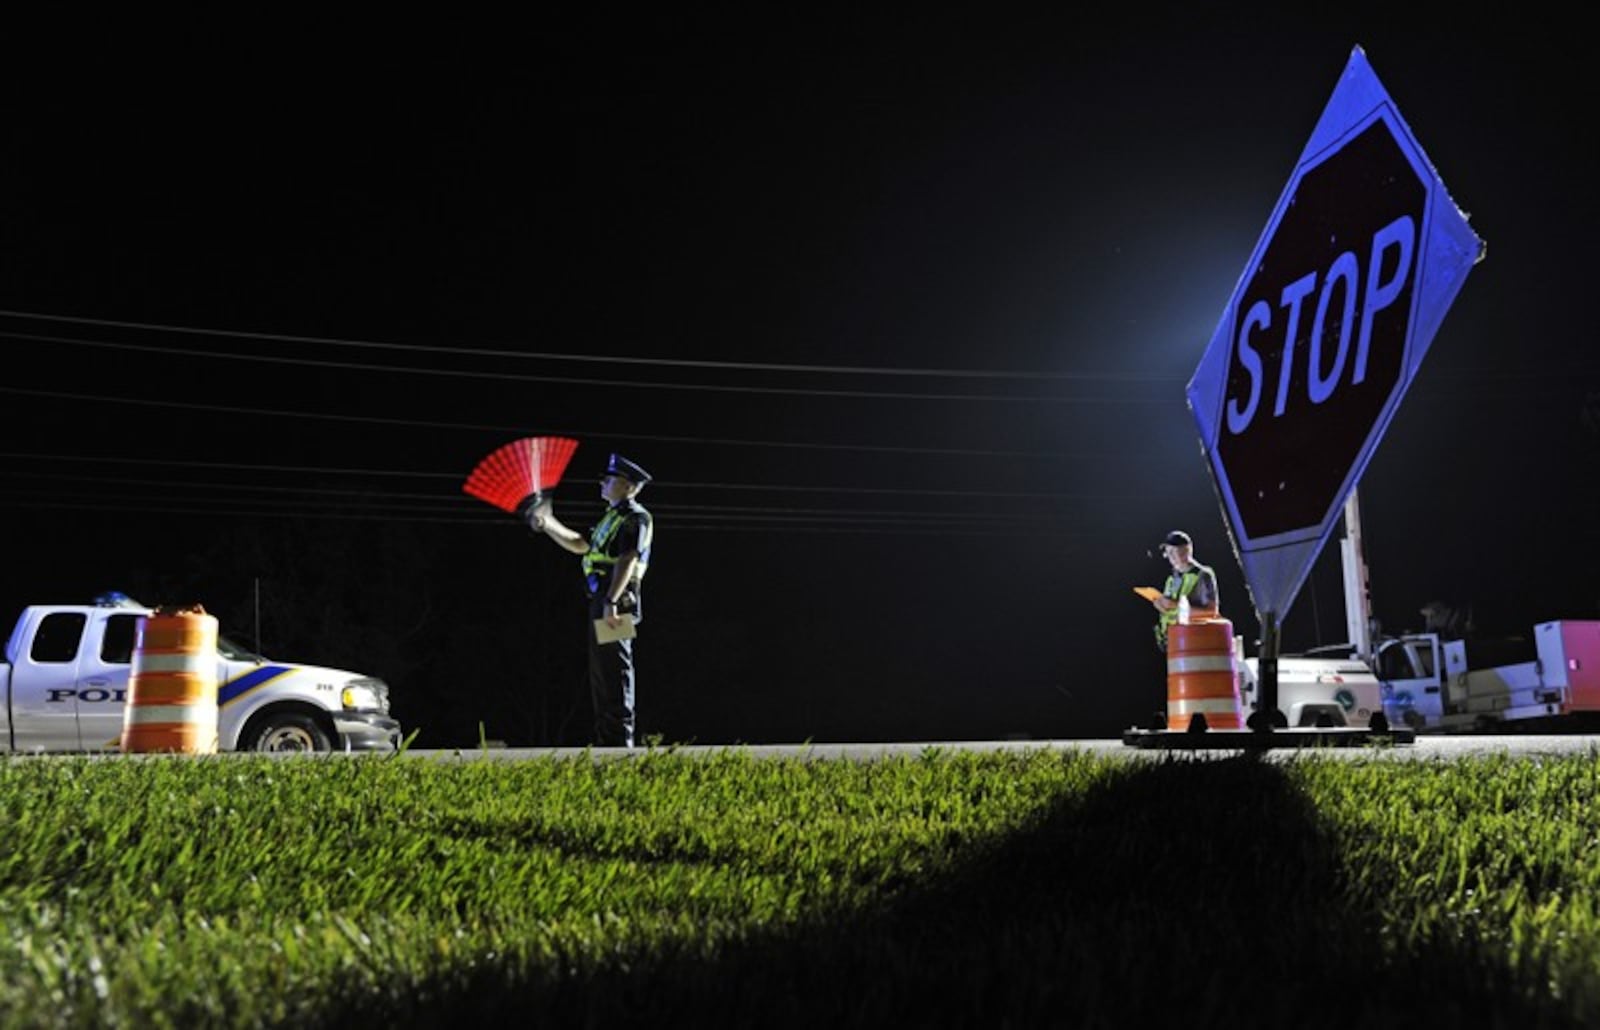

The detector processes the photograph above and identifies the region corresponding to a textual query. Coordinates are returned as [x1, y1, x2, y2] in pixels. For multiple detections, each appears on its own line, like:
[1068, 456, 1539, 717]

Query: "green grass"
[0, 747, 1597, 1028]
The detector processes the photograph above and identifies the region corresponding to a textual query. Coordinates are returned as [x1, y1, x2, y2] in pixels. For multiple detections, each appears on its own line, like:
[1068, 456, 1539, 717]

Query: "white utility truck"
[1374, 619, 1600, 732]
[0, 593, 401, 753]
[1233, 492, 1600, 733]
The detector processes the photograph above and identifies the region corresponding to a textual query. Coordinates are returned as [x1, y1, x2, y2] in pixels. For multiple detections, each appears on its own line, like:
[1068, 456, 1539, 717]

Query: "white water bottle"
[1177, 595, 1191, 625]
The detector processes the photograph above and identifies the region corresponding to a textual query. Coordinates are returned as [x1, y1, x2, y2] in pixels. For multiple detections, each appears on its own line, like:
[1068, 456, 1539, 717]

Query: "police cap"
[602, 453, 652, 485]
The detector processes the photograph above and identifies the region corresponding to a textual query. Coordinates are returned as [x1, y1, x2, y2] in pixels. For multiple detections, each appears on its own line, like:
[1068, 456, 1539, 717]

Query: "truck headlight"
[341, 677, 389, 713]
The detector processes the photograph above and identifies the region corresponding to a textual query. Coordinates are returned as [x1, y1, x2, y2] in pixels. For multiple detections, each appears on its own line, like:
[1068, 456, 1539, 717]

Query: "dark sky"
[1, 15, 1595, 744]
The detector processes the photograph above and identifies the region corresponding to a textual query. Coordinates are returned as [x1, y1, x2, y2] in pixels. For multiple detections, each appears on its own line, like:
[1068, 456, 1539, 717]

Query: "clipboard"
[593, 614, 637, 644]
[1132, 586, 1163, 603]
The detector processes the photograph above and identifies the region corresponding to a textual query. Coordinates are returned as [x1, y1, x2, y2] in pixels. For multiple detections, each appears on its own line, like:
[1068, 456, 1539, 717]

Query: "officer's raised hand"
[519, 492, 552, 533]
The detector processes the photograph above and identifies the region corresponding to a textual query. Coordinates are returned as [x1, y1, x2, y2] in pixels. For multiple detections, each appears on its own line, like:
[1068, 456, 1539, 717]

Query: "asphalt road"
[399, 734, 1600, 763]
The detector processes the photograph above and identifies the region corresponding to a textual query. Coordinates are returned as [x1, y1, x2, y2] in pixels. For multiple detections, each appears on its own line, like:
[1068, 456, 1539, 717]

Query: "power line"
[3, 330, 1170, 404]
[2, 459, 1120, 527]
[6, 311, 1591, 387]
[0, 449, 460, 480]
[0, 314, 1171, 529]
[0, 453, 1151, 500]
[0, 386, 1097, 459]
[0, 307, 1177, 382]
[0, 497, 1053, 535]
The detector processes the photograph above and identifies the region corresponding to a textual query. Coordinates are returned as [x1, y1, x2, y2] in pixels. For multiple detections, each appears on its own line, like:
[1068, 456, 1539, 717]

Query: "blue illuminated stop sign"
[1187, 46, 1484, 621]
[1218, 119, 1422, 540]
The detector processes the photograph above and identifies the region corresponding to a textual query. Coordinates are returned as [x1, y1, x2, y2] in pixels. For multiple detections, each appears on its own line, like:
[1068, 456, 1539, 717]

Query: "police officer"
[1149, 530, 1218, 653]
[525, 453, 655, 748]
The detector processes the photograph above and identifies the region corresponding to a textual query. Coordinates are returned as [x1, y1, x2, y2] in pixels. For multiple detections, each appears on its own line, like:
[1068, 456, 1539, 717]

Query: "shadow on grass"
[317, 755, 1586, 1029]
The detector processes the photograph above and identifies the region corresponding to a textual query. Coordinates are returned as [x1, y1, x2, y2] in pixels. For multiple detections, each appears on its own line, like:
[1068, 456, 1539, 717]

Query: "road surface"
[400, 734, 1600, 763]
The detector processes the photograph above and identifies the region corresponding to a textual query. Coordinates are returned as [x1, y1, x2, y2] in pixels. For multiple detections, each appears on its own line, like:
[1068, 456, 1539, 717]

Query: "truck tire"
[246, 712, 334, 753]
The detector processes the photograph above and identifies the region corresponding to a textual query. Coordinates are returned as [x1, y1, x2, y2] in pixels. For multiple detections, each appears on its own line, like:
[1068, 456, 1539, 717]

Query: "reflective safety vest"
[1154, 567, 1217, 648]
[582, 503, 653, 584]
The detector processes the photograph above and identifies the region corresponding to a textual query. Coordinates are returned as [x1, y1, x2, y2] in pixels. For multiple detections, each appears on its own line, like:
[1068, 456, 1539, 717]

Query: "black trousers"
[587, 595, 636, 747]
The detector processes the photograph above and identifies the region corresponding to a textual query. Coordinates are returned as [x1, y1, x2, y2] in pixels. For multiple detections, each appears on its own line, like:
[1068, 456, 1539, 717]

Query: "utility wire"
[0, 386, 1098, 459]
[0, 454, 1151, 500]
[5, 309, 1593, 380]
[0, 308, 1177, 382]
[1, 330, 1171, 404]
[0, 313, 1170, 528]
[2, 463, 1119, 526]
[0, 479, 1124, 521]
[6, 491, 1061, 527]
[0, 497, 1045, 534]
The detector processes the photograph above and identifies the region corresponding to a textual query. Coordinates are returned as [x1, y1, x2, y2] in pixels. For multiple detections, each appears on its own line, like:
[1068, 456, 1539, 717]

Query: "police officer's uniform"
[584, 454, 654, 747]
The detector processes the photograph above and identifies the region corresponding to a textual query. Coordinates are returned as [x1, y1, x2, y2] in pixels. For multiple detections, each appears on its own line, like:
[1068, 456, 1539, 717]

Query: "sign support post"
[1248, 612, 1283, 733]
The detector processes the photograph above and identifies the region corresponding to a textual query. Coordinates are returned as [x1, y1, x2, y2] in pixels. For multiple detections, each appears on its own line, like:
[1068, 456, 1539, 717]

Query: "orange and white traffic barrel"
[121, 605, 219, 754]
[1165, 618, 1244, 731]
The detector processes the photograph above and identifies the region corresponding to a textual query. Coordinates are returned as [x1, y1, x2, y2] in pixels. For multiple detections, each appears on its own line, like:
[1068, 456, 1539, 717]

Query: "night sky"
[2, 16, 1595, 745]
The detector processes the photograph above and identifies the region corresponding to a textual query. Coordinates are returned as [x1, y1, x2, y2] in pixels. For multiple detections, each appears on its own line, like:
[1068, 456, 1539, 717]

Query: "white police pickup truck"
[0, 593, 401, 753]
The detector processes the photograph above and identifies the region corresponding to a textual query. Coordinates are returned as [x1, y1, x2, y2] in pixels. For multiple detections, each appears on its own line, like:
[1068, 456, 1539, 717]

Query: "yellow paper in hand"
[1132, 586, 1163, 602]
[594, 614, 637, 644]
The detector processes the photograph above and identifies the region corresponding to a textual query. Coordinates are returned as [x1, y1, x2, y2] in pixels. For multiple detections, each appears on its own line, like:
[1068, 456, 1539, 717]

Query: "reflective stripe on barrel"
[1165, 618, 1243, 731]
[122, 608, 219, 754]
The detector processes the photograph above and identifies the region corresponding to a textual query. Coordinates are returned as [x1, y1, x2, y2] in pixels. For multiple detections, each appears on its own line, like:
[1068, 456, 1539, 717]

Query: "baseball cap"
[1160, 530, 1192, 549]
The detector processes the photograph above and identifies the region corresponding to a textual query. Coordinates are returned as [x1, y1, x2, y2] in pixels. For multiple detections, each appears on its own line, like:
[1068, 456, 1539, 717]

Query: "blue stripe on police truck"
[218, 666, 295, 707]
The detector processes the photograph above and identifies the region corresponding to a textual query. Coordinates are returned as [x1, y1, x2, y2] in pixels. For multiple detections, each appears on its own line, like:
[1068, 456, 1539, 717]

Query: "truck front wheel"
[245, 712, 334, 753]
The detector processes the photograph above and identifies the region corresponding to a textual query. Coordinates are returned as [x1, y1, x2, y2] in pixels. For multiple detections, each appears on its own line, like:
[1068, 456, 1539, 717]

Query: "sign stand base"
[1121, 725, 1415, 750]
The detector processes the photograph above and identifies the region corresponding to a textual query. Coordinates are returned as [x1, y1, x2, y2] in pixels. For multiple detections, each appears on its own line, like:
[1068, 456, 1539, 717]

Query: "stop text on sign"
[1225, 214, 1414, 435]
